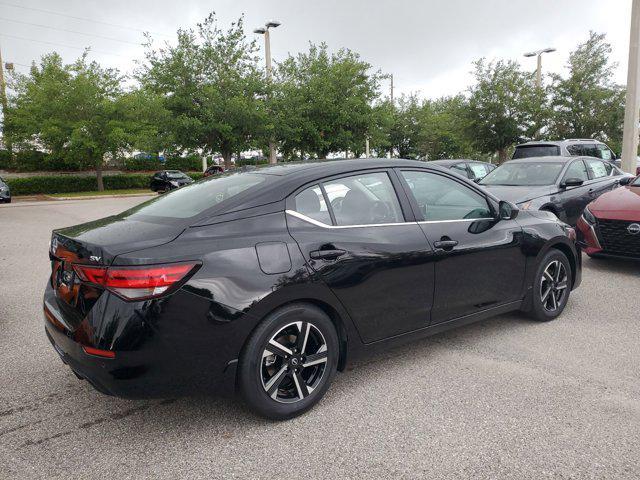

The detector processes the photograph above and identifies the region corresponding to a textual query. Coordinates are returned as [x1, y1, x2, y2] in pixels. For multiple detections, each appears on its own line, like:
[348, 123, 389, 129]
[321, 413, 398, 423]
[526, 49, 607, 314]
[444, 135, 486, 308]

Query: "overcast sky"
[0, 0, 633, 98]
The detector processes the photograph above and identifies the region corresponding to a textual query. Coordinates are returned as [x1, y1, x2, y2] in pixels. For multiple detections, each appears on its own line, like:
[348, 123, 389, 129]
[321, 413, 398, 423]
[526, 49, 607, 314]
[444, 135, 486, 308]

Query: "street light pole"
[254, 20, 280, 165]
[523, 47, 556, 89]
[621, 0, 640, 174]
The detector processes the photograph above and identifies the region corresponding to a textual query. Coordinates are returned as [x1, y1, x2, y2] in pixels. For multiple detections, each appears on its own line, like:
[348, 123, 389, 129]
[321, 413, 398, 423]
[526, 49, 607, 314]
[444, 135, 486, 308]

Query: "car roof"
[429, 159, 474, 166]
[516, 139, 606, 147]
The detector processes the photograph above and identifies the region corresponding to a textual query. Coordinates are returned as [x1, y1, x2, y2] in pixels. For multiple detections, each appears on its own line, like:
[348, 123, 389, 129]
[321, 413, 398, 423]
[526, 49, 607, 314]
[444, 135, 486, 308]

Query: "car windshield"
[512, 145, 561, 159]
[125, 172, 269, 219]
[480, 162, 564, 186]
[165, 171, 188, 179]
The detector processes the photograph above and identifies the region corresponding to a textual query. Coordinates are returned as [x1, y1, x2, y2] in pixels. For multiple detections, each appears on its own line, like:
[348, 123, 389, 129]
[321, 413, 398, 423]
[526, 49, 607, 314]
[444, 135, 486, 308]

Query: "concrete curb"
[43, 193, 154, 201]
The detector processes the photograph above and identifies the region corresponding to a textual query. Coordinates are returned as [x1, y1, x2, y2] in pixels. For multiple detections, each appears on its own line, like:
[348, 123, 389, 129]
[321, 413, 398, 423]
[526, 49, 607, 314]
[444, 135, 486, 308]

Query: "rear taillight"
[73, 262, 199, 300]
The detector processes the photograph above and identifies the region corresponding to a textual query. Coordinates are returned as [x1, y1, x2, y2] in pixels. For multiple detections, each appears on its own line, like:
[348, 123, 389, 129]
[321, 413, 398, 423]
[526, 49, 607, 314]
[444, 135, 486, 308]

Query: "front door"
[559, 159, 592, 225]
[397, 169, 526, 324]
[286, 170, 435, 344]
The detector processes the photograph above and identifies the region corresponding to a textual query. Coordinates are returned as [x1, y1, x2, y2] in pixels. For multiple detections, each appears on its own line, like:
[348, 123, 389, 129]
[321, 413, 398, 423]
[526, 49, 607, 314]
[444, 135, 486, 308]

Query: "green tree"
[139, 13, 269, 168]
[6, 52, 129, 189]
[549, 32, 625, 152]
[420, 95, 478, 160]
[273, 43, 380, 158]
[465, 59, 540, 163]
[387, 94, 424, 159]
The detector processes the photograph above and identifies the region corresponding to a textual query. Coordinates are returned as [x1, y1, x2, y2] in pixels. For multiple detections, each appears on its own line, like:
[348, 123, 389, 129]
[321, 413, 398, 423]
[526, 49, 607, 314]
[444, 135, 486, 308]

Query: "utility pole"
[523, 47, 556, 89]
[390, 73, 394, 104]
[621, 0, 640, 174]
[254, 21, 281, 165]
[0, 43, 11, 152]
[365, 137, 370, 157]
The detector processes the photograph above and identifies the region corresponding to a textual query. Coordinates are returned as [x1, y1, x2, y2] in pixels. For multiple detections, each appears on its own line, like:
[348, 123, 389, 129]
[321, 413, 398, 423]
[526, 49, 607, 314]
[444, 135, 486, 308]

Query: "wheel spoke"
[550, 289, 558, 310]
[543, 270, 554, 283]
[541, 284, 553, 302]
[296, 321, 310, 354]
[556, 281, 568, 290]
[292, 370, 309, 399]
[554, 262, 563, 282]
[303, 350, 328, 368]
[264, 365, 288, 397]
[267, 339, 293, 358]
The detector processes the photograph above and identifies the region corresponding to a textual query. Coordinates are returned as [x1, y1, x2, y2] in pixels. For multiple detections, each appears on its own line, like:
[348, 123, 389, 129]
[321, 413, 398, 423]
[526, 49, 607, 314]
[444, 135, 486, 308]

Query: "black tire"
[528, 249, 572, 322]
[238, 303, 339, 420]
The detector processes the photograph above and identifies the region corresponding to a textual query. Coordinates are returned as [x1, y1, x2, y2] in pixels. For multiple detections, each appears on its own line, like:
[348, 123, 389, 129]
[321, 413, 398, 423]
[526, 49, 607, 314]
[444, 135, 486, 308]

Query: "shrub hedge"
[6, 172, 204, 196]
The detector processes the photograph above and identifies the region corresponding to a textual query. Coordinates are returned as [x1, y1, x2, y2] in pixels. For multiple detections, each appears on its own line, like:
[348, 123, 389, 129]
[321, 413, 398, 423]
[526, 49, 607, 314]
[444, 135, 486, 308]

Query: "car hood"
[589, 185, 640, 221]
[480, 184, 557, 204]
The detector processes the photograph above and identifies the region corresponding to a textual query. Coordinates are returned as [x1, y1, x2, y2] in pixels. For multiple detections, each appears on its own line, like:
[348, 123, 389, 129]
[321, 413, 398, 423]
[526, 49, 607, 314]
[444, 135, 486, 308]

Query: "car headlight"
[582, 206, 596, 225]
[517, 201, 533, 210]
[170, 181, 179, 187]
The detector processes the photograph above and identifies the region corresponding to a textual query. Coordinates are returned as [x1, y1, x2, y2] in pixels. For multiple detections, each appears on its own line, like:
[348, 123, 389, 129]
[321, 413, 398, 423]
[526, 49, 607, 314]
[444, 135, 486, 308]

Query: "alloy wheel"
[539, 260, 568, 313]
[260, 321, 328, 403]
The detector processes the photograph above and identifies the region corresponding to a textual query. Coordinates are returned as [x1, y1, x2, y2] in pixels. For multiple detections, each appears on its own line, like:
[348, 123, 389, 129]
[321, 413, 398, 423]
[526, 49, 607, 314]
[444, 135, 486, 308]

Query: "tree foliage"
[549, 32, 625, 151]
[273, 43, 380, 158]
[138, 13, 269, 167]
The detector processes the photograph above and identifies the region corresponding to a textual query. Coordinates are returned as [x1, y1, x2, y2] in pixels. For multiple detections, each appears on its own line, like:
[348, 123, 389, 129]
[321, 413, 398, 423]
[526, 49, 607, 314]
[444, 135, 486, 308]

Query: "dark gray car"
[479, 156, 626, 226]
[0, 176, 11, 203]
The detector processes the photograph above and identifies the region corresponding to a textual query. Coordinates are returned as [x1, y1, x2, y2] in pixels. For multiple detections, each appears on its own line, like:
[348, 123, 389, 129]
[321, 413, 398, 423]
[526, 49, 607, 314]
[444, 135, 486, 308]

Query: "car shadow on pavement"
[583, 256, 640, 277]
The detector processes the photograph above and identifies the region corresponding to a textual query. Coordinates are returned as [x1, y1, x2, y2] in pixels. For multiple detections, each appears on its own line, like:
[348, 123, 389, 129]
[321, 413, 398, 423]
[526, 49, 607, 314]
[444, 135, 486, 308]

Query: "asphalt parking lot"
[1, 196, 639, 479]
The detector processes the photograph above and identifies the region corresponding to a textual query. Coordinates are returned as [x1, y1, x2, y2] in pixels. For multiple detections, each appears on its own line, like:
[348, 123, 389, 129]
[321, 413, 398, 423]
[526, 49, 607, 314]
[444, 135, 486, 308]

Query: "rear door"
[397, 168, 526, 323]
[286, 169, 435, 343]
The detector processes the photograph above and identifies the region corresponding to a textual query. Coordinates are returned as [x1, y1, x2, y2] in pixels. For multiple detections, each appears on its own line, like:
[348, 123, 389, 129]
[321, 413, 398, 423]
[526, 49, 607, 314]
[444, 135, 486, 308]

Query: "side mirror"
[619, 176, 634, 186]
[498, 200, 519, 221]
[561, 177, 584, 188]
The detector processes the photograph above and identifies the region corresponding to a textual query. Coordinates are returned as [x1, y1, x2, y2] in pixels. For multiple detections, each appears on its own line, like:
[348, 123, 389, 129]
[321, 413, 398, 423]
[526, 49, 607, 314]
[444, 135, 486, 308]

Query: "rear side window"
[125, 173, 268, 219]
[294, 185, 331, 224]
[585, 159, 608, 179]
[512, 145, 560, 159]
[293, 172, 404, 226]
[401, 170, 493, 221]
[469, 163, 491, 179]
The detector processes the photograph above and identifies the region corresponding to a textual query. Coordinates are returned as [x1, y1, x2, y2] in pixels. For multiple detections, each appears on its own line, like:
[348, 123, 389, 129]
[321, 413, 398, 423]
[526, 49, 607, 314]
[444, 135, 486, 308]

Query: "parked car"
[150, 170, 194, 192]
[513, 139, 618, 163]
[429, 159, 496, 181]
[0, 176, 11, 203]
[44, 159, 581, 419]
[203, 164, 225, 177]
[576, 175, 640, 259]
[479, 156, 627, 226]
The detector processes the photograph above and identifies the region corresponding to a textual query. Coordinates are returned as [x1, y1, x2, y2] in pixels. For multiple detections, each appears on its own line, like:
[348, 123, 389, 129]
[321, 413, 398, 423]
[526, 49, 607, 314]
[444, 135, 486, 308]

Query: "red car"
[577, 175, 640, 259]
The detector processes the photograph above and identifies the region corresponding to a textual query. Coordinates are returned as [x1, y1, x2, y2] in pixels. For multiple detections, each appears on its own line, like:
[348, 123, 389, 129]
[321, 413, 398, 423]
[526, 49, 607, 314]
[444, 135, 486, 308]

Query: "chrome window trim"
[286, 209, 492, 228]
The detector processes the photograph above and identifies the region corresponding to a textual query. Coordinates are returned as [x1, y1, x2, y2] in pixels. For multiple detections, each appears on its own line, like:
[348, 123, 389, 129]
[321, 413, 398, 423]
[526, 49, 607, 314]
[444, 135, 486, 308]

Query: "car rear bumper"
[43, 285, 241, 399]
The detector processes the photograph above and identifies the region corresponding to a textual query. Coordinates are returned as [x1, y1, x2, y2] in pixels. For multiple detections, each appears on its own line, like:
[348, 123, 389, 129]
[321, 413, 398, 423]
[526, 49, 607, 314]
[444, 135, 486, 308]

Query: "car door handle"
[433, 239, 459, 250]
[309, 248, 346, 260]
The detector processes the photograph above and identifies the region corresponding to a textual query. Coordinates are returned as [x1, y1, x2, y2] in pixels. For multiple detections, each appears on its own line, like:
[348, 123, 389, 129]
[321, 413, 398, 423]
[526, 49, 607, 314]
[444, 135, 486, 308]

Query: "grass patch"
[49, 189, 151, 198]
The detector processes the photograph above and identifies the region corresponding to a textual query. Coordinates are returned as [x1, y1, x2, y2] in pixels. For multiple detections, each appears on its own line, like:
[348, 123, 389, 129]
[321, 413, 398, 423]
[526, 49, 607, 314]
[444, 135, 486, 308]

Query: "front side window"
[469, 163, 491, 179]
[450, 163, 470, 178]
[585, 158, 608, 179]
[563, 160, 590, 182]
[401, 170, 493, 221]
[322, 172, 404, 226]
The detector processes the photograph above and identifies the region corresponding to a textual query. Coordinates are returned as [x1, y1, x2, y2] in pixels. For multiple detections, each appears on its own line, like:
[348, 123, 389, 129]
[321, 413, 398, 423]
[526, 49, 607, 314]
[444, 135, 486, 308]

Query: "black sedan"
[0, 176, 11, 203]
[150, 170, 194, 192]
[429, 159, 496, 181]
[44, 159, 581, 419]
[479, 156, 627, 226]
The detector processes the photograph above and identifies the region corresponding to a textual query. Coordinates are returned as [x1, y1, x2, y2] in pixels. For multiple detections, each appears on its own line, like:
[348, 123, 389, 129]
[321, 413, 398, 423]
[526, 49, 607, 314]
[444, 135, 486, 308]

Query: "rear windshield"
[512, 145, 561, 159]
[125, 173, 268, 219]
[480, 162, 564, 186]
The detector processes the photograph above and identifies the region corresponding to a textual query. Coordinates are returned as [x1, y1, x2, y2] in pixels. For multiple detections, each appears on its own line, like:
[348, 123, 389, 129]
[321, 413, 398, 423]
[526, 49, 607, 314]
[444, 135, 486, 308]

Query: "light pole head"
[523, 52, 537, 58]
[266, 20, 281, 29]
[542, 47, 556, 54]
[253, 27, 267, 35]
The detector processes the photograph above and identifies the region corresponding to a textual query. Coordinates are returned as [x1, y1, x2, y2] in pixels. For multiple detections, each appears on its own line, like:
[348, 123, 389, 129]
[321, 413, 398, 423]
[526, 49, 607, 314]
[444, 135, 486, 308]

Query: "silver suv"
[513, 139, 617, 163]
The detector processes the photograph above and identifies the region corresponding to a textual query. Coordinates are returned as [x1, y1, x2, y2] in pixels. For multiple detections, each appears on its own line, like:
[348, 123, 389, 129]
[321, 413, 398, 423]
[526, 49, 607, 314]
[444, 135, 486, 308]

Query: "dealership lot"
[1, 197, 639, 479]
